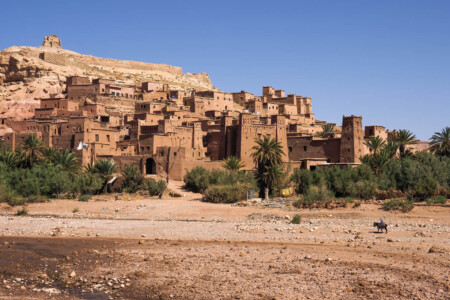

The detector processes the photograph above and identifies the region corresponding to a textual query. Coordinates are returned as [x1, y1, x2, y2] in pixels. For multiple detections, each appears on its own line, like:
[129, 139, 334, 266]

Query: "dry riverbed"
[0, 192, 448, 299]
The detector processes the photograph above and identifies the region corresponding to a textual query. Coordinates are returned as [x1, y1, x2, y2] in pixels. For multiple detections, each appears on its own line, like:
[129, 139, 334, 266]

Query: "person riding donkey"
[373, 218, 388, 233]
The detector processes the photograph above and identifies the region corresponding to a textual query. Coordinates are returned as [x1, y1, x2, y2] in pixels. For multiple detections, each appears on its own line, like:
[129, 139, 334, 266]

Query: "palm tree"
[316, 123, 334, 138]
[429, 126, 450, 157]
[370, 148, 391, 175]
[121, 165, 144, 193]
[52, 150, 80, 174]
[17, 134, 45, 167]
[90, 159, 117, 193]
[0, 151, 20, 169]
[42, 147, 58, 162]
[258, 164, 285, 198]
[390, 129, 416, 156]
[221, 156, 245, 172]
[251, 136, 285, 200]
[383, 141, 398, 159]
[364, 136, 386, 155]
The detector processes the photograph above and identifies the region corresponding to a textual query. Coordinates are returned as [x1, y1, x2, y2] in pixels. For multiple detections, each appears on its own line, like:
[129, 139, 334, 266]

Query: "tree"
[121, 165, 144, 193]
[364, 136, 386, 155]
[0, 151, 20, 170]
[257, 164, 284, 199]
[42, 147, 58, 163]
[390, 129, 416, 157]
[221, 156, 245, 172]
[52, 150, 80, 174]
[316, 123, 334, 138]
[88, 159, 117, 193]
[429, 126, 450, 157]
[251, 136, 285, 200]
[17, 134, 45, 167]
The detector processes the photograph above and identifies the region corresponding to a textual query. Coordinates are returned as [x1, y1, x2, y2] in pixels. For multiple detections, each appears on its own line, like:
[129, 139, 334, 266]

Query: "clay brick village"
[0, 34, 448, 299]
[0, 36, 429, 180]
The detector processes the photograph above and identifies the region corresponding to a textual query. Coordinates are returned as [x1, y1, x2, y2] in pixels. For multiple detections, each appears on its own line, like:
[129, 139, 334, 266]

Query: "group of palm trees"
[2, 125, 448, 199]
[362, 127, 449, 174]
[0, 134, 119, 192]
[0, 134, 79, 172]
[221, 126, 449, 200]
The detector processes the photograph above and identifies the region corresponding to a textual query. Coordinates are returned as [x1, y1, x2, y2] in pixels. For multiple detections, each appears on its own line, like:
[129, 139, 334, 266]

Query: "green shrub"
[290, 214, 301, 224]
[342, 197, 354, 203]
[78, 194, 91, 202]
[121, 165, 144, 193]
[294, 186, 335, 208]
[16, 207, 28, 216]
[0, 183, 25, 206]
[381, 199, 414, 212]
[72, 173, 103, 196]
[353, 201, 361, 208]
[146, 178, 167, 198]
[184, 167, 211, 193]
[426, 195, 447, 205]
[290, 169, 313, 194]
[5, 165, 71, 198]
[352, 180, 377, 200]
[202, 184, 248, 203]
[184, 167, 257, 194]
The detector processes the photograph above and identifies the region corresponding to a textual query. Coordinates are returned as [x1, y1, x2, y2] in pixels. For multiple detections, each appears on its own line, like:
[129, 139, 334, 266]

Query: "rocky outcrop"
[0, 35, 218, 119]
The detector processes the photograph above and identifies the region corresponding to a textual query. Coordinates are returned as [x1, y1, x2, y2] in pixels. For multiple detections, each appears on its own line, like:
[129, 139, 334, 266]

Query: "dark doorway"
[146, 158, 156, 174]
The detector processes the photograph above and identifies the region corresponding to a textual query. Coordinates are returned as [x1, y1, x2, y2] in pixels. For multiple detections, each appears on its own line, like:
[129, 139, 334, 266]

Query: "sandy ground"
[0, 181, 448, 299]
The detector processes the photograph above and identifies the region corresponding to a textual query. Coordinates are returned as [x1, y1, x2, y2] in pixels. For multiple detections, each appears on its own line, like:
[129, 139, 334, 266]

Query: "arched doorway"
[145, 158, 156, 174]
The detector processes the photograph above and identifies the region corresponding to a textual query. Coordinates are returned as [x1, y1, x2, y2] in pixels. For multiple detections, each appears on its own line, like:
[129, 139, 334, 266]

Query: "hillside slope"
[0, 35, 217, 120]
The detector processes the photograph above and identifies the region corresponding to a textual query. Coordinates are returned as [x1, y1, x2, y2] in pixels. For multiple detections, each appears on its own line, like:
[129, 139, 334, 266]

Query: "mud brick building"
[1, 76, 397, 180]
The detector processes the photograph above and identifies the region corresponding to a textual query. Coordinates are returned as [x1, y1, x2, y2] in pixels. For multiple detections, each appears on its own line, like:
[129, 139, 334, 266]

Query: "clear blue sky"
[1, 0, 449, 140]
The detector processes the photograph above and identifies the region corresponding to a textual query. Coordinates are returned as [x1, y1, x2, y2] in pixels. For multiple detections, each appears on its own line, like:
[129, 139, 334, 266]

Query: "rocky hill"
[0, 35, 217, 120]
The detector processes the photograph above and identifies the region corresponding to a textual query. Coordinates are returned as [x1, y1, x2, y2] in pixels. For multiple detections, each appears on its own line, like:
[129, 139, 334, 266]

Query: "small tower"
[42, 35, 62, 49]
[340, 115, 364, 163]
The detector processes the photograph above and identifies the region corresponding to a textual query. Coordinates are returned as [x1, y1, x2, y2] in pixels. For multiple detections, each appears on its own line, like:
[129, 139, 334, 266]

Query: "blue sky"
[1, 0, 449, 140]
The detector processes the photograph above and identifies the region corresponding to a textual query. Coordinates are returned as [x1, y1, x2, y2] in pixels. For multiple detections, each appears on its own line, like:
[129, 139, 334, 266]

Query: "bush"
[381, 199, 414, 212]
[202, 184, 248, 203]
[78, 194, 91, 202]
[121, 165, 144, 193]
[16, 207, 28, 216]
[184, 167, 211, 193]
[353, 201, 361, 208]
[0, 183, 25, 206]
[146, 178, 167, 198]
[291, 169, 313, 194]
[184, 167, 257, 194]
[426, 195, 447, 205]
[294, 186, 336, 208]
[290, 214, 301, 224]
[5, 165, 71, 198]
[342, 197, 354, 203]
[72, 173, 103, 196]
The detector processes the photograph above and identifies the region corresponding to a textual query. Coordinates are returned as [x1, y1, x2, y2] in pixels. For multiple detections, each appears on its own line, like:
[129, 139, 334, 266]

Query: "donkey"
[373, 222, 388, 233]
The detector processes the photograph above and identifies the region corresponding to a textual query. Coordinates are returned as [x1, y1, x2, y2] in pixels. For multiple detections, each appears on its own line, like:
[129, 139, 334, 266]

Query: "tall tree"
[251, 136, 285, 200]
[364, 136, 386, 155]
[17, 134, 45, 167]
[52, 150, 80, 174]
[429, 126, 450, 157]
[390, 129, 416, 157]
[221, 156, 245, 172]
